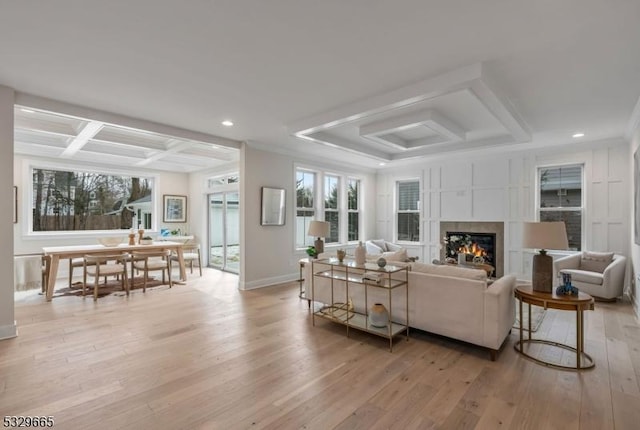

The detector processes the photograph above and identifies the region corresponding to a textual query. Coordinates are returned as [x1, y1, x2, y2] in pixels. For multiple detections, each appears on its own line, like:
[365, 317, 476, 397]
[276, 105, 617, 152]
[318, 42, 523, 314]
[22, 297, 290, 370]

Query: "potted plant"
[140, 236, 154, 245]
[306, 246, 318, 258]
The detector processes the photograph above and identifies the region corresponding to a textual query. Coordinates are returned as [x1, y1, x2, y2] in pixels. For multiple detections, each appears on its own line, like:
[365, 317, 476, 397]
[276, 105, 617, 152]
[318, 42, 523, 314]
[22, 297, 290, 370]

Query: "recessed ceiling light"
[379, 162, 386, 166]
[572, 132, 585, 138]
[20, 108, 35, 113]
[222, 120, 234, 127]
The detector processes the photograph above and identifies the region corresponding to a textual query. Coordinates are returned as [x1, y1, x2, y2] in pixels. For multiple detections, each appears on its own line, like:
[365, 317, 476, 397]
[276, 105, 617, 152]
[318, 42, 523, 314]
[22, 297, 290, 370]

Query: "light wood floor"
[2, 269, 640, 429]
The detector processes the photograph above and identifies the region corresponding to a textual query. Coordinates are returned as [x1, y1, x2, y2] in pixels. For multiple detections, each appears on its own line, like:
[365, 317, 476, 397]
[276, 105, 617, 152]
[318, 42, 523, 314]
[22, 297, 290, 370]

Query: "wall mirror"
[261, 187, 286, 226]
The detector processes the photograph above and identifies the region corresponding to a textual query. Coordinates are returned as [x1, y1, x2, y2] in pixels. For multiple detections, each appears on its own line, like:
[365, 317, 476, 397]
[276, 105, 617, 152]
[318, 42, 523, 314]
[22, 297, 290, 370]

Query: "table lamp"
[308, 220, 330, 255]
[522, 221, 568, 292]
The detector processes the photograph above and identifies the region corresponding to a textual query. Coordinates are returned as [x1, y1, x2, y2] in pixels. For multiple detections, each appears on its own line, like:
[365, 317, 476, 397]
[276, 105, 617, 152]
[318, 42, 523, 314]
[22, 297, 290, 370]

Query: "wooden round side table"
[514, 284, 595, 371]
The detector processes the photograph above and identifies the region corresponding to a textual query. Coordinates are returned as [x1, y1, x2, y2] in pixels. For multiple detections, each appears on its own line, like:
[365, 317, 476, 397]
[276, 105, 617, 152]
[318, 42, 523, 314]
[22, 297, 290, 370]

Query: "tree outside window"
[296, 170, 315, 248]
[31, 168, 153, 232]
[324, 175, 340, 244]
[538, 164, 583, 250]
[347, 178, 360, 242]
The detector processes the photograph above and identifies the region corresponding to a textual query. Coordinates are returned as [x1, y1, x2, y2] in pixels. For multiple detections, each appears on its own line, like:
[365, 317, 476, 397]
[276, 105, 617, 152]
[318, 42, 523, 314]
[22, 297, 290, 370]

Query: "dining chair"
[82, 253, 130, 301]
[131, 249, 173, 292]
[170, 243, 202, 276]
[70, 258, 104, 288]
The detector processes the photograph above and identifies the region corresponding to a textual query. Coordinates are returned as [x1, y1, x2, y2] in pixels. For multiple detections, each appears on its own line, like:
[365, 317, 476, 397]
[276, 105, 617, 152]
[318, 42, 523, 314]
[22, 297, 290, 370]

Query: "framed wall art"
[163, 194, 187, 223]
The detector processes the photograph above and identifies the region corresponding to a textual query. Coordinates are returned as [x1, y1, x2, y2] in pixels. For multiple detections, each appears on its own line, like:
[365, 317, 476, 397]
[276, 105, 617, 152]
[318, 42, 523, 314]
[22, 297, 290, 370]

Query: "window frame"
[395, 179, 421, 244]
[347, 177, 361, 244]
[24, 161, 159, 238]
[296, 168, 317, 249]
[294, 165, 364, 250]
[323, 174, 340, 244]
[536, 163, 584, 251]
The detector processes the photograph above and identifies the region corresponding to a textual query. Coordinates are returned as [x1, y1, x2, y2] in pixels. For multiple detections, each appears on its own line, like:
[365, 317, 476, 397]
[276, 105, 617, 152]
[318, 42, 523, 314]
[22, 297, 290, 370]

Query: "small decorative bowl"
[139, 239, 153, 245]
[98, 237, 124, 247]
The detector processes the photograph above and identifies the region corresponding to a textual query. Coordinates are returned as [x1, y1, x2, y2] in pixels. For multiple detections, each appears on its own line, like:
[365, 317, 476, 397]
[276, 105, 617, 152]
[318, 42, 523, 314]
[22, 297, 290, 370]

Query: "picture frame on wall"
[635, 148, 640, 245]
[163, 194, 187, 223]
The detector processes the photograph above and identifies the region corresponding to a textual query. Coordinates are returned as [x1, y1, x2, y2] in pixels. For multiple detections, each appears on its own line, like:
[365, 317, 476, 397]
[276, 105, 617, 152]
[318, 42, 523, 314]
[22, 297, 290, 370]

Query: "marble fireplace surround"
[440, 221, 505, 278]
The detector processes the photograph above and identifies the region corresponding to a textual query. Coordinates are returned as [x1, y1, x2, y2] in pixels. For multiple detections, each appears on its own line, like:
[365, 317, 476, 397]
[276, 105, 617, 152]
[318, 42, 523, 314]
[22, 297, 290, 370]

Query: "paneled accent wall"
[376, 138, 630, 281]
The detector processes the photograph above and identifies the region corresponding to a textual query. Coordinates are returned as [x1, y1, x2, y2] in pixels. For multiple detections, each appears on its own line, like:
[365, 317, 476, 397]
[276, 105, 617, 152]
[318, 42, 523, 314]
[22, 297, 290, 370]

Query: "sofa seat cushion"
[410, 262, 487, 281]
[580, 251, 614, 273]
[560, 269, 604, 286]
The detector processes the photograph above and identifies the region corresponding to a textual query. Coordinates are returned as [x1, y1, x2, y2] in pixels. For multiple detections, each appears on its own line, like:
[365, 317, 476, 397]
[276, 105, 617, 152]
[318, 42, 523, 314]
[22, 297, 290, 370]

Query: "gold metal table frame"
[514, 284, 595, 371]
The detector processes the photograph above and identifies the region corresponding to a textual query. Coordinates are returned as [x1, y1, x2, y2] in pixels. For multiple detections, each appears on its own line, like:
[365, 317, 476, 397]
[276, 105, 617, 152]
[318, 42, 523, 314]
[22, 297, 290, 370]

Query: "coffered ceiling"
[1, 1, 640, 169]
[290, 63, 531, 161]
[13, 107, 240, 172]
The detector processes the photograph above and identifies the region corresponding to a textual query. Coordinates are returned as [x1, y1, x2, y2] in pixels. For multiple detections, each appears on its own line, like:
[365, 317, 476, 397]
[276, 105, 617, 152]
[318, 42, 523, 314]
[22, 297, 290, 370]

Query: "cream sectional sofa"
[304, 261, 516, 359]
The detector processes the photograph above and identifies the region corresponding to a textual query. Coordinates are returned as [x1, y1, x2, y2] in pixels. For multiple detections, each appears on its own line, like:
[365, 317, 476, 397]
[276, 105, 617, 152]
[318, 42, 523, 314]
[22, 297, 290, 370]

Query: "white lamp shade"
[308, 220, 330, 238]
[522, 221, 569, 251]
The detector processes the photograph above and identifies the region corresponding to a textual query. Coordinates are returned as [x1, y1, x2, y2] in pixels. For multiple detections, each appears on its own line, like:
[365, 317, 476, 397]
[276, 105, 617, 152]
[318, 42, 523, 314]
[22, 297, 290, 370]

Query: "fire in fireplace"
[444, 232, 496, 266]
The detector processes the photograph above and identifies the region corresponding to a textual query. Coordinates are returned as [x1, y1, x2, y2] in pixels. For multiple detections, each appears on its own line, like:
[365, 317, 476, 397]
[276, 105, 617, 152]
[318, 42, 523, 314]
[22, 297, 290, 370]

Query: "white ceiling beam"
[360, 109, 465, 150]
[16, 93, 242, 149]
[134, 140, 195, 166]
[303, 132, 392, 161]
[405, 135, 448, 149]
[289, 63, 482, 136]
[470, 70, 531, 143]
[391, 135, 515, 161]
[60, 121, 104, 158]
[364, 134, 409, 150]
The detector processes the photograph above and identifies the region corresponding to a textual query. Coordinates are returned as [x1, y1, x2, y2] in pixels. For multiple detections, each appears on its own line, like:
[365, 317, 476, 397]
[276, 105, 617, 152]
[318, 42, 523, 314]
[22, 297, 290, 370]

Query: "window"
[295, 168, 363, 248]
[296, 170, 316, 248]
[324, 175, 340, 244]
[31, 167, 153, 232]
[207, 174, 239, 188]
[347, 178, 360, 242]
[396, 180, 420, 242]
[538, 164, 583, 250]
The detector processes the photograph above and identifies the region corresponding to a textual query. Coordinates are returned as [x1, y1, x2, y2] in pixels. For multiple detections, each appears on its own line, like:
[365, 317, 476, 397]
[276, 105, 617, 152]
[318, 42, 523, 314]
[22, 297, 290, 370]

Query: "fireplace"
[440, 221, 504, 278]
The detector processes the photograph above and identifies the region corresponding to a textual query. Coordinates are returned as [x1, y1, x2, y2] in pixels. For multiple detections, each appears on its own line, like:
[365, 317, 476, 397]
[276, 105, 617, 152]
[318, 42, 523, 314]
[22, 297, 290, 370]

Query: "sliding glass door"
[208, 192, 240, 273]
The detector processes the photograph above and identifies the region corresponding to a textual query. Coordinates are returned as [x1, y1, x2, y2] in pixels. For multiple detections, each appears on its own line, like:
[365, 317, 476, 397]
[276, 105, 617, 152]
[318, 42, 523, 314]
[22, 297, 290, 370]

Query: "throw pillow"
[381, 248, 408, 262]
[580, 251, 614, 273]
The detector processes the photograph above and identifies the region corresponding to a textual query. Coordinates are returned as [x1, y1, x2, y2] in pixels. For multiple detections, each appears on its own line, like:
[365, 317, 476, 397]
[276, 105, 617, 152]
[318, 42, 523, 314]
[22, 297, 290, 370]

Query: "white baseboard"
[0, 321, 17, 340]
[240, 273, 298, 290]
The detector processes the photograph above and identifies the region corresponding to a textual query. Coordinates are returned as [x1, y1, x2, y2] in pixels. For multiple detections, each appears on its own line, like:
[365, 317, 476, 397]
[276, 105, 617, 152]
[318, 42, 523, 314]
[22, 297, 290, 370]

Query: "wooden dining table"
[42, 241, 186, 301]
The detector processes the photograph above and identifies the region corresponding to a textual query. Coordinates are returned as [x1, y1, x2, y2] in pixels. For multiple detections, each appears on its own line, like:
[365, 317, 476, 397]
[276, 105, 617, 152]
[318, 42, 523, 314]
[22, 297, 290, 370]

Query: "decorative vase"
[355, 241, 366, 265]
[369, 303, 389, 328]
[336, 249, 346, 262]
[377, 257, 387, 268]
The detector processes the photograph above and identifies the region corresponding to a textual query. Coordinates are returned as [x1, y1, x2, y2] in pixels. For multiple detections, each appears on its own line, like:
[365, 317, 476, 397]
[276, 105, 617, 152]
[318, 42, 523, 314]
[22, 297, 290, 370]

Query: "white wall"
[377, 138, 630, 283]
[629, 125, 640, 317]
[0, 86, 15, 339]
[240, 143, 376, 289]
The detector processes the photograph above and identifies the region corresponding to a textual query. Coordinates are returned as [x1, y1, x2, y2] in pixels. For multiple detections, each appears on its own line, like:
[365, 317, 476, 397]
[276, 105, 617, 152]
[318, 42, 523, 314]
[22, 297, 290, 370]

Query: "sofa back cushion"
[410, 262, 487, 281]
[580, 251, 614, 273]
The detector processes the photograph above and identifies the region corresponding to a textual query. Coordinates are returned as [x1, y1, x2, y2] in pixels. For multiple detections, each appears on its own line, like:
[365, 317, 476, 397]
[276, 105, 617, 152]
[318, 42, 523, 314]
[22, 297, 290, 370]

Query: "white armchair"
[553, 252, 627, 301]
[365, 239, 403, 255]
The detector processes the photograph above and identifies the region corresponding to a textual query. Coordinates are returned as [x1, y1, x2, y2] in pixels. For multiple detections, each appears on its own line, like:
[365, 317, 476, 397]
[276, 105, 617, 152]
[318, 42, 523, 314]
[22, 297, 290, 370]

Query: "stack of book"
[362, 272, 382, 283]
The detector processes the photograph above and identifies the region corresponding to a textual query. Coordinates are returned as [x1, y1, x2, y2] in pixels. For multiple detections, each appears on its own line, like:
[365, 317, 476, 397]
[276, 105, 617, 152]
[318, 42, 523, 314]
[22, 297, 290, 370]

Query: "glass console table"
[311, 258, 409, 351]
